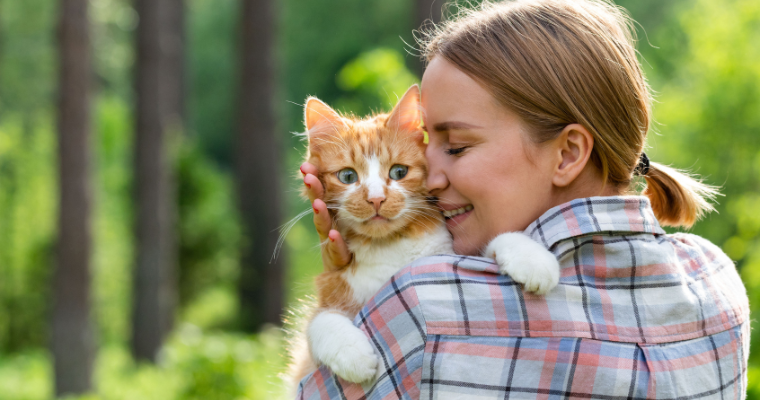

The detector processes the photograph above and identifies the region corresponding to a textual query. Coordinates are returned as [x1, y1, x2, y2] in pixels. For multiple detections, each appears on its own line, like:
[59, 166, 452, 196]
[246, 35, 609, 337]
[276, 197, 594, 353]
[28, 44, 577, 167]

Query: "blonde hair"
[420, 0, 718, 227]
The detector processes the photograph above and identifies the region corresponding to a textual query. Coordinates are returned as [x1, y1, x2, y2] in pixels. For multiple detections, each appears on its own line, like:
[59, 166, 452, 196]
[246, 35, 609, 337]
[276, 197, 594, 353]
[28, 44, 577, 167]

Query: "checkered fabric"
[296, 196, 750, 400]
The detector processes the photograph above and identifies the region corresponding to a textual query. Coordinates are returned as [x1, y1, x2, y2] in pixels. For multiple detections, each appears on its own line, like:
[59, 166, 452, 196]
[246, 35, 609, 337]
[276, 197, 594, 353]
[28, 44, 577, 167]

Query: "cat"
[286, 84, 560, 388]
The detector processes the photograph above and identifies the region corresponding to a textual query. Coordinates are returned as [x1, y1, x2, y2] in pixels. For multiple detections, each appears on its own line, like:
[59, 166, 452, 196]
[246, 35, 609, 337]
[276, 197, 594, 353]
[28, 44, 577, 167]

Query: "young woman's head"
[420, 0, 718, 255]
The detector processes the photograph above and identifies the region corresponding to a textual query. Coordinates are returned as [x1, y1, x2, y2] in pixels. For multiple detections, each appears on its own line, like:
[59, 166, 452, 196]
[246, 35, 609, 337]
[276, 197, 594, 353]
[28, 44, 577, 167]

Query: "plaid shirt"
[297, 196, 750, 399]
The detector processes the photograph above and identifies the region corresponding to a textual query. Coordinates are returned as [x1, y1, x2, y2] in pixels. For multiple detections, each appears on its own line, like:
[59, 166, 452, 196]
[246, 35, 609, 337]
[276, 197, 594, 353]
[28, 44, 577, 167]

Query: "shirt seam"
[412, 279, 430, 400]
[536, 222, 664, 249]
[412, 279, 428, 344]
[425, 317, 745, 342]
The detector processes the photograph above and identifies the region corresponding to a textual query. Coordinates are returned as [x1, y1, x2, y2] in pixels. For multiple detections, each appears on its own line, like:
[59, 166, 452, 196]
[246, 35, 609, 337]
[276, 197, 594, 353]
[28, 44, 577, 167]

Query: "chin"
[353, 218, 404, 239]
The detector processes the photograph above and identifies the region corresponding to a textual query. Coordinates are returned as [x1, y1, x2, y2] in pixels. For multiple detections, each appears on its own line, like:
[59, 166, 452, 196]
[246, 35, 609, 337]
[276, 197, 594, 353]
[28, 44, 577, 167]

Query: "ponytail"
[643, 162, 720, 228]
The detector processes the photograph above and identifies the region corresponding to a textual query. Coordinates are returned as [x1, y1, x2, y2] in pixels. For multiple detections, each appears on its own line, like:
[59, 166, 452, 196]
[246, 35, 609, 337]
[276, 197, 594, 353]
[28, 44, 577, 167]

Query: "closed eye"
[445, 146, 468, 156]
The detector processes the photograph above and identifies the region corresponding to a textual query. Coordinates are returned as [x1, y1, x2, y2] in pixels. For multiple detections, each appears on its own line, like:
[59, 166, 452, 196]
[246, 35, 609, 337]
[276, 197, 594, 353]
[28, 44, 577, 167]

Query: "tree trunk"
[162, 0, 185, 128]
[53, 0, 94, 395]
[131, 0, 182, 362]
[415, 0, 444, 76]
[236, 0, 285, 331]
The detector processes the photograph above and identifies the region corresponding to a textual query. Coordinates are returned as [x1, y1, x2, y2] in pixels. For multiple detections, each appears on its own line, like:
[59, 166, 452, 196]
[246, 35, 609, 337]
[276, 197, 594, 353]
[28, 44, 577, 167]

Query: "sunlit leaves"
[336, 48, 419, 114]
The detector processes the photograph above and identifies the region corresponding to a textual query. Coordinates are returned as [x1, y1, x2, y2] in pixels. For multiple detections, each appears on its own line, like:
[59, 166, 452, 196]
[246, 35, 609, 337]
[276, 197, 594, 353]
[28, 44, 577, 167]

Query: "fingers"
[304, 174, 324, 203]
[301, 163, 324, 203]
[327, 229, 351, 268]
[300, 162, 319, 177]
[312, 199, 332, 240]
[313, 200, 351, 269]
[301, 162, 351, 269]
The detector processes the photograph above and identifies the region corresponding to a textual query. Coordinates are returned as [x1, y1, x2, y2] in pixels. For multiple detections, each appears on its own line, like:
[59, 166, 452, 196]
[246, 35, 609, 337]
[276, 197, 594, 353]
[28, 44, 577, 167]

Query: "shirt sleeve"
[296, 266, 427, 400]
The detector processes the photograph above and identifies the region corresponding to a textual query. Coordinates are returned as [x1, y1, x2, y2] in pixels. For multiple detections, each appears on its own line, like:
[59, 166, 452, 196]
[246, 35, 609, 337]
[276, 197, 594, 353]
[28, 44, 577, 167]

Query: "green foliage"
[176, 139, 241, 315]
[181, 288, 238, 335]
[92, 95, 246, 342]
[0, 0, 134, 117]
[187, 0, 236, 165]
[335, 48, 419, 115]
[747, 365, 760, 399]
[643, 0, 760, 364]
[279, 0, 416, 157]
[0, 0, 137, 348]
[0, 114, 56, 352]
[92, 96, 134, 345]
[0, 326, 288, 400]
[283, 220, 320, 306]
[91, 0, 137, 99]
[0, 350, 52, 399]
[173, 328, 248, 399]
[0, 93, 244, 349]
[0, 0, 55, 119]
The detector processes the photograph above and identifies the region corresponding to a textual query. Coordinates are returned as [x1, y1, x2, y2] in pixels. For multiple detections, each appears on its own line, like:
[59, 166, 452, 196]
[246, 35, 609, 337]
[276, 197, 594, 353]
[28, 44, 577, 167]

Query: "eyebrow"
[427, 121, 484, 132]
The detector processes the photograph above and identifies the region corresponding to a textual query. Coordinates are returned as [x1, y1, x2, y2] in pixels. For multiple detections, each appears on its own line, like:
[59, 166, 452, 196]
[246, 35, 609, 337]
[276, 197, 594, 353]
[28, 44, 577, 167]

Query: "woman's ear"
[551, 123, 594, 187]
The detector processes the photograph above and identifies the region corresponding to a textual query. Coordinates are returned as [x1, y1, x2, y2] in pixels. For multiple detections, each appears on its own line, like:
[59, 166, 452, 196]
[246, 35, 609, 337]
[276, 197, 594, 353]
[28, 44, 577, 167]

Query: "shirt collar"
[524, 196, 666, 250]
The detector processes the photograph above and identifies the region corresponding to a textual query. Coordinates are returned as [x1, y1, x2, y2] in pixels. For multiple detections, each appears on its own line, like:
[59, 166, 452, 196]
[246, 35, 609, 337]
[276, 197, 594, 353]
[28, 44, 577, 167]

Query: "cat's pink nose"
[368, 197, 385, 212]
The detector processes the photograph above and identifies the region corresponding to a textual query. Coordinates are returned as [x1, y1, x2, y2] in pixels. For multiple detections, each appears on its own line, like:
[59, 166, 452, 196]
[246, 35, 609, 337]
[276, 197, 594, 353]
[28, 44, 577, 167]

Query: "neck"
[550, 162, 622, 207]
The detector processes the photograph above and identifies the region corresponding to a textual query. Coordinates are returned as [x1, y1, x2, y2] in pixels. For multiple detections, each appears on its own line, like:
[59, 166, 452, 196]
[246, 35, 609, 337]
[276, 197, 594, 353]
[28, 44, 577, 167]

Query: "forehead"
[421, 57, 506, 132]
[316, 118, 422, 171]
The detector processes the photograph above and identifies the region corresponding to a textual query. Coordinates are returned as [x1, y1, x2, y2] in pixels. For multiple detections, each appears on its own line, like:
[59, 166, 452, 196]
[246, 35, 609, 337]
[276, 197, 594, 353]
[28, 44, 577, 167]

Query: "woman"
[297, 0, 749, 398]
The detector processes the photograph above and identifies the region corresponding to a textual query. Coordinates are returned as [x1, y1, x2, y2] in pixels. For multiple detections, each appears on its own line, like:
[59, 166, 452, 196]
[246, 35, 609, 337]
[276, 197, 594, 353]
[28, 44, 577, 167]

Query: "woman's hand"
[301, 162, 353, 271]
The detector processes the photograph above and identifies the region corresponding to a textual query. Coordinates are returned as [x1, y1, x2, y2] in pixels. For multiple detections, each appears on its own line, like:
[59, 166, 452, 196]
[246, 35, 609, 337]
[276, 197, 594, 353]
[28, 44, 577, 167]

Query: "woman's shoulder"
[400, 254, 499, 278]
[382, 254, 501, 294]
[655, 231, 749, 323]
[667, 230, 727, 251]
[662, 231, 735, 269]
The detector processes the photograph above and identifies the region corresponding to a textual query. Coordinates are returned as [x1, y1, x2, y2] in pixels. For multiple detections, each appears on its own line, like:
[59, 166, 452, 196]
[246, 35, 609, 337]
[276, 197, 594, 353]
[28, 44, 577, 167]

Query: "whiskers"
[434, 195, 465, 208]
[272, 201, 346, 262]
[399, 197, 445, 230]
[271, 208, 314, 262]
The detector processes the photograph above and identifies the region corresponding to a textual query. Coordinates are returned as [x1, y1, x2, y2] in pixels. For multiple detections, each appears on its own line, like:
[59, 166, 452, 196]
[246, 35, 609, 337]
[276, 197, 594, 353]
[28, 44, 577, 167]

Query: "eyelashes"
[445, 146, 469, 156]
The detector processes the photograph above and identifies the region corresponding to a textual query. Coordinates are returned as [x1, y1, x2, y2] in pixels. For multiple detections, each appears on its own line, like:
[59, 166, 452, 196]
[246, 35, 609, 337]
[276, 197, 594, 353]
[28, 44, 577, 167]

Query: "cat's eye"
[389, 165, 408, 180]
[337, 168, 358, 184]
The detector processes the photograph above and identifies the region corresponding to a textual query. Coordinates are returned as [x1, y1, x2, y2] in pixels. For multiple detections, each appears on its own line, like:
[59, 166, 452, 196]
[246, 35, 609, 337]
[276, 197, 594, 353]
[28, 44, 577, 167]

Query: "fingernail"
[329, 236, 335, 242]
[300, 166, 306, 174]
[305, 182, 311, 189]
[313, 207, 319, 214]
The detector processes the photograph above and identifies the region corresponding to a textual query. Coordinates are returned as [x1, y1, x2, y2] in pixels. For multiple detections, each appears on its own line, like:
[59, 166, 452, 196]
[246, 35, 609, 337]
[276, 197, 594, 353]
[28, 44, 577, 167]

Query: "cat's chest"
[342, 226, 452, 306]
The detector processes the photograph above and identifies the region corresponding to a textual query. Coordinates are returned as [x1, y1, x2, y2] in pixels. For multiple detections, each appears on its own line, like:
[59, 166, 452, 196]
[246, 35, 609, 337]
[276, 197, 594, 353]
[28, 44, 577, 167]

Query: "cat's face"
[303, 85, 441, 240]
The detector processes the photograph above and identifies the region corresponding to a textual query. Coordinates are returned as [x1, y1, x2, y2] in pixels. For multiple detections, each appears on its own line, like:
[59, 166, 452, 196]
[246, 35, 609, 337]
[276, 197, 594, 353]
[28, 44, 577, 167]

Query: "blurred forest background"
[0, 0, 759, 398]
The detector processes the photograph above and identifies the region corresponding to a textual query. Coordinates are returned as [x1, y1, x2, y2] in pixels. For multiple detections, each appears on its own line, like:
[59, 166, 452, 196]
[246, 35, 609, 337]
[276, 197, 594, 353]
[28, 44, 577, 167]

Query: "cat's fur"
[287, 85, 559, 389]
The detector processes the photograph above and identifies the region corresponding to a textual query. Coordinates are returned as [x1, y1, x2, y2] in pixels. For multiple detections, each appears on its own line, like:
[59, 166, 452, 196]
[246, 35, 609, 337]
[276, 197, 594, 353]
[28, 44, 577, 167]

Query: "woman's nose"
[425, 146, 448, 194]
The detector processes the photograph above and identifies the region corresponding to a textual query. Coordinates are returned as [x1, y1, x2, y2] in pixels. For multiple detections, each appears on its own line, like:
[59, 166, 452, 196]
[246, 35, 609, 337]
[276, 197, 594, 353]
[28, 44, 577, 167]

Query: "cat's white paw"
[324, 335, 378, 383]
[484, 232, 560, 295]
[308, 311, 379, 383]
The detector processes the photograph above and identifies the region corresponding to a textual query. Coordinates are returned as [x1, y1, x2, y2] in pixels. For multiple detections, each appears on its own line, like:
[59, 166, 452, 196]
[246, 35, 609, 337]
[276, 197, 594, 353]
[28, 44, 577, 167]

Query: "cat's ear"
[305, 97, 344, 133]
[386, 84, 422, 136]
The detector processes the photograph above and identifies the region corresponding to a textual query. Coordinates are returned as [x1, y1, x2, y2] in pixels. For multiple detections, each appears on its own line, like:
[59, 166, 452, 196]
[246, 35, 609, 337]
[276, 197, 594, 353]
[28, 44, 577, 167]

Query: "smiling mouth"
[442, 205, 473, 219]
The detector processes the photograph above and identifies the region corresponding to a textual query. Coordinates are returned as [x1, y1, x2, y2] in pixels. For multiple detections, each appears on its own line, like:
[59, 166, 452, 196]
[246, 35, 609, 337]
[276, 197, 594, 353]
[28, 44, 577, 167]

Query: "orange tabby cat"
[287, 85, 559, 388]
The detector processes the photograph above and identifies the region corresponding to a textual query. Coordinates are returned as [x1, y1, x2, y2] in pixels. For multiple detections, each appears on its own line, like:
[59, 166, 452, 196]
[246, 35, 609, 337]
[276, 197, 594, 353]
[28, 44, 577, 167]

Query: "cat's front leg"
[483, 232, 560, 294]
[308, 310, 379, 383]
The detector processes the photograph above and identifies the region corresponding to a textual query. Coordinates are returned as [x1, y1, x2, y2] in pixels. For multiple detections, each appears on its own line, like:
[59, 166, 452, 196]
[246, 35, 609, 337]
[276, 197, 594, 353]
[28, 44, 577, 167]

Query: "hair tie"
[634, 152, 650, 176]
